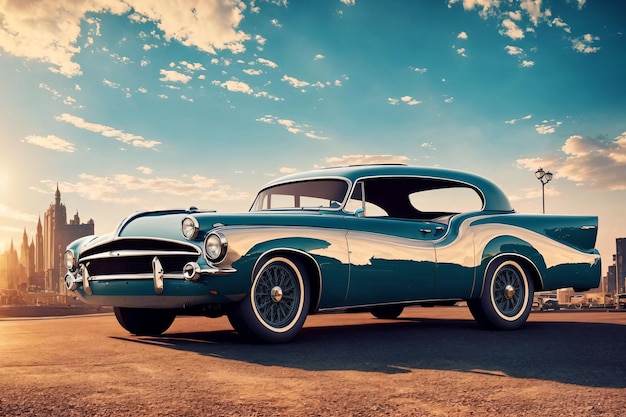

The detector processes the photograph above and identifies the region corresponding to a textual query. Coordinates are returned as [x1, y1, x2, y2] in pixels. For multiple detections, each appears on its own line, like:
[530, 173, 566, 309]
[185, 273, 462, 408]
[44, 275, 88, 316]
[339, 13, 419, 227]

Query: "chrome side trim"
[318, 298, 463, 312]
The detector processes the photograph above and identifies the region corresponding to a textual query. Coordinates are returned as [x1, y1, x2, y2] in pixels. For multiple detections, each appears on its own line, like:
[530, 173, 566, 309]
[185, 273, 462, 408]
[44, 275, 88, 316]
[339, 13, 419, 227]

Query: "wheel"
[113, 307, 176, 336]
[371, 305, 404, 319]
[227, 257, 310, 343]
[467, 258, 534, 330]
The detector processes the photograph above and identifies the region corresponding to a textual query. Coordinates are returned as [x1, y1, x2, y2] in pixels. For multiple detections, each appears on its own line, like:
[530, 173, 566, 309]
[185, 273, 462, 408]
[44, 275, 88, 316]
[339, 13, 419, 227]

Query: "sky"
[0, 0, 625, 276]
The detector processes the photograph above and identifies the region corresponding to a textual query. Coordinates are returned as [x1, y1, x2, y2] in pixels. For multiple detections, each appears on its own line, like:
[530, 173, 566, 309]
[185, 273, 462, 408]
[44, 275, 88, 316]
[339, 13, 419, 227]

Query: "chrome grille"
[79, 238, 201, 278]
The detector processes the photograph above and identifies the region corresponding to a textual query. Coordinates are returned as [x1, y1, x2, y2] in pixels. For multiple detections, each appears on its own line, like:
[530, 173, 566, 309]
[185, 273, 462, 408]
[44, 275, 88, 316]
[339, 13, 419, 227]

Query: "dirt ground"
[1, 307, 625, 416]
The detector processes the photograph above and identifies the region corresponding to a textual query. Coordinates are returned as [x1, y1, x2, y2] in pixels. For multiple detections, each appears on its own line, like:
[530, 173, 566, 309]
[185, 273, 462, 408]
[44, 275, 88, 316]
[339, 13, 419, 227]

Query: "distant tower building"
[43, 184, 94, 293]
[617, 238, 626, 294]
[607, 264, 617, 294]
[19, 229, 30, 290]
[35, 217, 44, 274]
[6, 240, 19, 289]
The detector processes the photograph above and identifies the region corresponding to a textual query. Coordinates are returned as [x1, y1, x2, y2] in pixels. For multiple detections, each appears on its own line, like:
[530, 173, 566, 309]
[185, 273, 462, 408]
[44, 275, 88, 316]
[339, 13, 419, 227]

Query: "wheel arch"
[474, 236, 545, 298]
[251, 248, 322, 314]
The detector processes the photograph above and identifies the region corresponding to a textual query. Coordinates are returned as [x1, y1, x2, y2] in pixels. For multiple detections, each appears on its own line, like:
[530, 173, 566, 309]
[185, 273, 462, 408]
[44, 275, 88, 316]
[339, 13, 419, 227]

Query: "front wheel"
[113, 307, 176, 336]
[228, 257, 310, 343]
[467, 258, 534, 330]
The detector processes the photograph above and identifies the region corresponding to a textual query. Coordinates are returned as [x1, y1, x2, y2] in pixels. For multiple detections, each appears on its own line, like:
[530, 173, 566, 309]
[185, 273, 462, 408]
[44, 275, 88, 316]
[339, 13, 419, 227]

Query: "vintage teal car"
[64, 165, 601, 342]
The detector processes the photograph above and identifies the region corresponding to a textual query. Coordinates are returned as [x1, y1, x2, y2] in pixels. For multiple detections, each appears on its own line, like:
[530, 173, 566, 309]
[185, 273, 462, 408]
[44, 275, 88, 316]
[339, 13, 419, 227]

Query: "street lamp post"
[535, 167, 553, 214]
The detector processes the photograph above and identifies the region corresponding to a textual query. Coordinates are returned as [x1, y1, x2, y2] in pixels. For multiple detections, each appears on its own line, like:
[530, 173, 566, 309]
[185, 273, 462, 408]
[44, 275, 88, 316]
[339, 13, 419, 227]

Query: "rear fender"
[472, 236, 544, 298]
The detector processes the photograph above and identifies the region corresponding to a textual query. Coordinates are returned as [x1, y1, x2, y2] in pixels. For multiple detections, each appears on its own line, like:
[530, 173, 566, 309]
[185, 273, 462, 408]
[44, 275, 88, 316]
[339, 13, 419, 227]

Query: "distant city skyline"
[1, 0, 625, 274]
[0, 184, 94, 299]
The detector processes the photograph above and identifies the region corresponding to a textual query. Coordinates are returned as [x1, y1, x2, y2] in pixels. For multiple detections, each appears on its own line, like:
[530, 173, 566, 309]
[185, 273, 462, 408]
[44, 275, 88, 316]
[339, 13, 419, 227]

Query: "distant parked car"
[540, 299, 560, 311]
[63, 164, 601, 343]
[617, 294, 626, 309]
[569, 295, 587, 309]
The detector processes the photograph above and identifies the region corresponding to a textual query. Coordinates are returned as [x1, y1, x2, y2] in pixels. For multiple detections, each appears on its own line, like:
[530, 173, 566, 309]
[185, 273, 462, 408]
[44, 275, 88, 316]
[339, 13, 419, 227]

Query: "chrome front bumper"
[64, 256, 236, 295]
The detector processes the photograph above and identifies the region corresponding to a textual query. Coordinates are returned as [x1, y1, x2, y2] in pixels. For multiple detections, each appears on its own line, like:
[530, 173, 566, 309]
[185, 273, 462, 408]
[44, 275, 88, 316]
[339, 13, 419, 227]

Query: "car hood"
[115, 209, 348, 241]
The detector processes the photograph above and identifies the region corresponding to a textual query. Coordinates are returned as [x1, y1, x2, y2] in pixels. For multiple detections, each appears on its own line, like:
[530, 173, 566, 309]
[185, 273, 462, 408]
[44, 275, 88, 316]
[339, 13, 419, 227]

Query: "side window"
[409, 186, 483, 214]
[345, 181, 388, 217]
[344, 199, 388, 217]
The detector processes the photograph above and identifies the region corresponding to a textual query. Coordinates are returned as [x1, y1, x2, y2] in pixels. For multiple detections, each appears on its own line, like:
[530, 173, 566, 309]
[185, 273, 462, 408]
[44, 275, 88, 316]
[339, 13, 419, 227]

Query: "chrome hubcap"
[271, 286, 283, 302]
[504, 284, 515, 299]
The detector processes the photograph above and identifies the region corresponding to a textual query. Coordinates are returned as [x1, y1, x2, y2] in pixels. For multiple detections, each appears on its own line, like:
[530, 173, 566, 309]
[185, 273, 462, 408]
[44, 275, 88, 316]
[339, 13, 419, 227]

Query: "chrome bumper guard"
[64, 257, 236, 295]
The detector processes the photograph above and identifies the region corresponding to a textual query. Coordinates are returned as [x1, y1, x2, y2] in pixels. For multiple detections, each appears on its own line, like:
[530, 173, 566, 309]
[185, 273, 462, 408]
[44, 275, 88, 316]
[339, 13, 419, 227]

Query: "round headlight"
[204, 232, 227, 263]
[64, 250, 77, 272]
[182, 216, 199, 240]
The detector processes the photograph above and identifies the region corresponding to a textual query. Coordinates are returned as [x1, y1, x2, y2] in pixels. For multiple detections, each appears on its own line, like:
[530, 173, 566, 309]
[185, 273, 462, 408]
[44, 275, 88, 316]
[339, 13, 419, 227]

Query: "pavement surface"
[1, 307, 625, 416]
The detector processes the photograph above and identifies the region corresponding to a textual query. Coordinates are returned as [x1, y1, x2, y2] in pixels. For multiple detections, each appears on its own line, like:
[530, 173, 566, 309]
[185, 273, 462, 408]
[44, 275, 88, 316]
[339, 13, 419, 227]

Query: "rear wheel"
[228, 257, 310, 343]
[468, 258, 534, 330]
[113, 307, 176, 336]
[371, 305, 404, 319]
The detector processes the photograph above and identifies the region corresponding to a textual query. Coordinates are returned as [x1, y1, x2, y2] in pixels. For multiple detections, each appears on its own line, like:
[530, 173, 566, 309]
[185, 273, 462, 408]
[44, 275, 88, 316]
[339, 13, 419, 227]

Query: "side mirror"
[354, 208, 365, 218]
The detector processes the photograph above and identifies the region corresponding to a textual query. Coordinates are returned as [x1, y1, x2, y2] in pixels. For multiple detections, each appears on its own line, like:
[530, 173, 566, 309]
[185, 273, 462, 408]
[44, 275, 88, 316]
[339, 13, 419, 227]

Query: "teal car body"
[64, 165, 601, 342]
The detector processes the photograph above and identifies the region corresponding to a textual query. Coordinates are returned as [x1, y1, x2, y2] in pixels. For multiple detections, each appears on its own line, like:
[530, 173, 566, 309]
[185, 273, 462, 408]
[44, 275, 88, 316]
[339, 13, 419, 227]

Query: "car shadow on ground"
[111, 317, 626, 389]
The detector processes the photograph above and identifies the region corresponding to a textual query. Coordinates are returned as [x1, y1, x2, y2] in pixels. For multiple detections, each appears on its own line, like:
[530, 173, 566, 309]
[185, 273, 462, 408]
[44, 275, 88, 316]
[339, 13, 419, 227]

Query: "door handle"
[581, 225, 597, 230]
[419, 229, 432, 234]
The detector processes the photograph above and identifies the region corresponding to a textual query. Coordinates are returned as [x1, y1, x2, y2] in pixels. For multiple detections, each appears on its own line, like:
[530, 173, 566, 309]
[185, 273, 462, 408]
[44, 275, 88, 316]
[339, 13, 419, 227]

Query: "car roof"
[261, 164, 514, 212]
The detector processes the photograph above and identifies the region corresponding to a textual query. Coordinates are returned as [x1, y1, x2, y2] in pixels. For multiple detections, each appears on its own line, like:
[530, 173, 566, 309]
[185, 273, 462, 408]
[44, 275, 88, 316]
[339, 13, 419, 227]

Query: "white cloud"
[129, 0, 250, 55]
[456, 47, 468, 57]
[55, 113, 161, 149]
[505, 45, 524, 55]
[411, 67, 427, 73]
[324, 155, 410, 167]
[517, 132, 626, 190]
[389, 96, 421, 106]
[258, 57, 278, 68]
[521, 60, 534, 67]
[572, 33, 600, 53]
[401, 96, 421, 106]
[448, 0, 499, 17]
[520, 0, 543, 26]
[243, 68, 263, 76]
[280, 167, 297, 174]
[137, 166, 153, 175]
[22, 135, 76, 152]
[505, 114, 532, 124]
[178, 61, 206, 72]
[314, 54, 325, 60]
[282, 75, 310, 89]
[257, 115, 329, 140]
[215, 79, 254, 95]
[40, 172, 249, 205]
[340, 0, 356, 5]
[0, 204, 38, 224]
[535, 120, 562, 135]
[457, 31, 468, 40]
[500, 19, 524, 40]
[159, 69, 192, 84]
[270, 19, 282, 28]
[0, 0, 251, 77]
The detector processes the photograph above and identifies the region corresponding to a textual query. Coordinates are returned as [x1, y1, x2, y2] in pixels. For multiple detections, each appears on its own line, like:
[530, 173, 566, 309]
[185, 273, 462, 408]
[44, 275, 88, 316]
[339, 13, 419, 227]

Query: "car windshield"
[251, 179, 350, 211]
